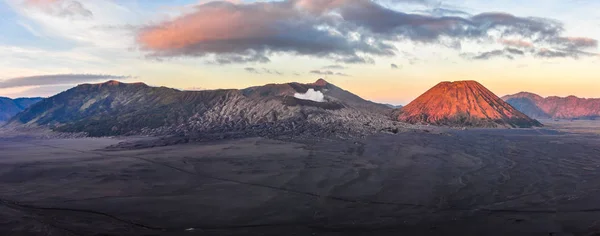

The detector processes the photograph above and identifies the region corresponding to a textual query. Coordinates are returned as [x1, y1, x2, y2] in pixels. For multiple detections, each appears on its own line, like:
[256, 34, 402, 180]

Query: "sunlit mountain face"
[395, 80, 541, 128]
[0, 0, 598, 105]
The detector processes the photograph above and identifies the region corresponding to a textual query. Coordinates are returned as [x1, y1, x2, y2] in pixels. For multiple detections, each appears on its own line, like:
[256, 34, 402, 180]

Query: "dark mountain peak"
[103, 80, 122, 86]
[78, 80, 148, 88]
[312, 78, 329, 87]
[72, 80, 149, 93]
[397, 80, 541, 128]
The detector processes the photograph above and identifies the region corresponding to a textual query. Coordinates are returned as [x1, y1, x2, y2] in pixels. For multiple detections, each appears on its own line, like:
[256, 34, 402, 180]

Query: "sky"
[0, 0, 598, 105]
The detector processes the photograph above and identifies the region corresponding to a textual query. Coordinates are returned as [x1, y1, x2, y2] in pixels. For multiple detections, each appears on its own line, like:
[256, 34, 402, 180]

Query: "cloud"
[244, 67, 259, 73]
[391, 63, 399, 69]
[310, 70, 350, 76]
[310, 70, 335, 75]
[294, 88, 324, 102]
[244, 67, 284, 75]
[262, 68, 284, 75]
[534, 48, 598, 59]
[136, 0, 598, 63]
[500, 39, 533, 48]
[555, 37, 598, 50]
[0, 74, 131, 89]
[23, 0, 93, 18]
[137, 0, 392, 64]
[466, 48, 525, 60]
[535, 48, 569, 58]
[322, 65, 347, 69]
[213, 52, 270, 65]
[414, 7, 471, 18]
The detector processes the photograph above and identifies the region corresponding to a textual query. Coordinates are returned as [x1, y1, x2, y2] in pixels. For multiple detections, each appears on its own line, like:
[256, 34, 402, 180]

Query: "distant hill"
[502, 92, 600, 120]
[384, 104, 403, 109]
[0, 97, 43, 122]
[6, 80, 403, 137]
[395, 81, 541, 128]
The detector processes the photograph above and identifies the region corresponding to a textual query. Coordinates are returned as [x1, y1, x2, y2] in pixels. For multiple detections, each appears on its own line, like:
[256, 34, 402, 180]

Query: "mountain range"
[394, 81, 541, 128]
[0, 97, 43, 122]
[502, 92, 600, 120]
[14, 79, 600, 138]
[5, 79, 405, 138]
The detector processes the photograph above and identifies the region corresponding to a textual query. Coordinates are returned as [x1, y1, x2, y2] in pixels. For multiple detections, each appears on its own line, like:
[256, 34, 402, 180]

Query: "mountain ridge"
[502, 92, 600, 119]
[0, 97, 43, 122]
[6, 79, 406, 138]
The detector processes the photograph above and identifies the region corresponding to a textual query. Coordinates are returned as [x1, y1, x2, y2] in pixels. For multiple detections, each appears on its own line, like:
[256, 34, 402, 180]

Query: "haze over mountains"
[395, 81, 541, 128]
[0, 97, 42, 122]
[502, 92, 600, 120]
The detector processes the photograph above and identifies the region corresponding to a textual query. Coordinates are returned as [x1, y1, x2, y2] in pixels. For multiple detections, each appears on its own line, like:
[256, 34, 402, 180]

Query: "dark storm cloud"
[136, 0, 598, 63]
[0, 74, 132, 89]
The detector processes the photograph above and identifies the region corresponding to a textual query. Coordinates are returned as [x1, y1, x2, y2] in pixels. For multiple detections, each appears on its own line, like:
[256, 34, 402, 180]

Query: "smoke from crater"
[294, 89, 324, 102]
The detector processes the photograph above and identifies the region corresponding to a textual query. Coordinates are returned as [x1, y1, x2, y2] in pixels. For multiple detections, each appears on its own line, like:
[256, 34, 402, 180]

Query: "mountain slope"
[6, 80, 404, 137]
[0, 97, 43, 121]
[395, 81, 541, 128]
[502, 92, 600, 120]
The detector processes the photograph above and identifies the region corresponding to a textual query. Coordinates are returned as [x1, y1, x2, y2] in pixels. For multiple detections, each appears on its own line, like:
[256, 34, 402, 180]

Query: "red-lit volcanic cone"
[396, 80, 541, 128]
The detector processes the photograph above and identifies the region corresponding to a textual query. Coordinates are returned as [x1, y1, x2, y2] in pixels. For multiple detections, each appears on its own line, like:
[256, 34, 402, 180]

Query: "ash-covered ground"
[1, 121, 600, 235]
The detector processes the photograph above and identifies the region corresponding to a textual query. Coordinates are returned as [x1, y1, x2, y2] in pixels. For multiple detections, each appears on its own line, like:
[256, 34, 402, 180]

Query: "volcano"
[395, 80, 541, 128]
[5, 79, 401, 137]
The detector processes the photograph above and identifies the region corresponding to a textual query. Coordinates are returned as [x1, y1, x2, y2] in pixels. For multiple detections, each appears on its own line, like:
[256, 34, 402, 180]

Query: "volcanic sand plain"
[1, 122, 600, 235]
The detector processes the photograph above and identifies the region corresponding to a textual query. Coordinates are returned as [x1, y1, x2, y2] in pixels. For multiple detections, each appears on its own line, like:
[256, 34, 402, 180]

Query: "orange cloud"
[138, 3, 281, 51]
[136, 1, 391, 64]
